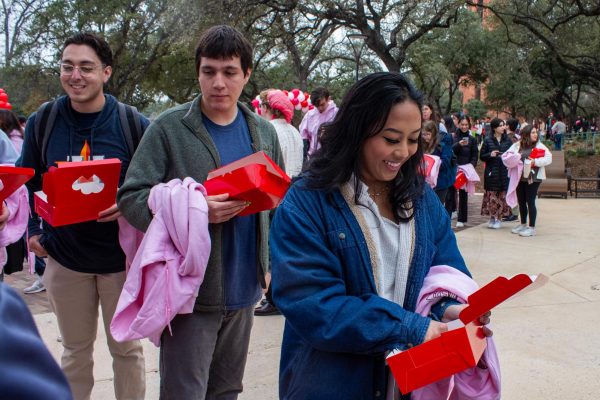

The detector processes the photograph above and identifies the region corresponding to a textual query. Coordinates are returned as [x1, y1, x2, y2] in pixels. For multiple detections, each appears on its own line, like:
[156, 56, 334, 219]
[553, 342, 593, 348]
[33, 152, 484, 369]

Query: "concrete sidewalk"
[19, 197, 600, 399]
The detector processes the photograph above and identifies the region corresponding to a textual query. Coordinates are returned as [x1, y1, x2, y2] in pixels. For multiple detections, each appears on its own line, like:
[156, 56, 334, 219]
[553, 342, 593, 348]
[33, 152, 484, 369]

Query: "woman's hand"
[424, 320, 448, 342]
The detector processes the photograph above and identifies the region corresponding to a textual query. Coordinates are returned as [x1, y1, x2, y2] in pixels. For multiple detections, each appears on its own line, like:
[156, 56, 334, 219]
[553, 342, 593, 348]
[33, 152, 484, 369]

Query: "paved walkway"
[6, 195, 600, 399]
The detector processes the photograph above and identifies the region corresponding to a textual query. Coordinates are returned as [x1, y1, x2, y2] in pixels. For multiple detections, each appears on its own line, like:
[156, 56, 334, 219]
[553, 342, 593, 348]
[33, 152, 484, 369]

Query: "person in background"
[551, 115, 566, 151]
[0, 110, 46, 292]
[502, 118, 520, 222]
[0, 110, 24, 154]
[255, 88, 303, 316]
[506, 118, 520, 144]
[18, 115, 27, 131]
[299, 87, 338, 161]
[452, 115, 479, 228]
[270, 72, 493, 399]
[259, 89, 302, 177]
[480, 118, 513, 229]
[422, 101, 447, 133]
[504, 125, 552, 237]
[0, 129, 19, 283]
[422, 120, 455, 206]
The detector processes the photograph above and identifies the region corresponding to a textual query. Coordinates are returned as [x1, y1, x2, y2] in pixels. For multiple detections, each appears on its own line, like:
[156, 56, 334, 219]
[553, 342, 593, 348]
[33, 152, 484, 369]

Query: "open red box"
[388, 273, 548, 394]
[420, 154, 436, 177]
[0, 166, 35, 203]
[204, 151, 291, 216]
[34, 158, 121, 227]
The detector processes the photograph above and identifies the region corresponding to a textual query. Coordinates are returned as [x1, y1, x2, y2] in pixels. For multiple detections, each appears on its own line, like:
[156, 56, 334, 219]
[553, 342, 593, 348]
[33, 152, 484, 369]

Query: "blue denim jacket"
[271, 178, 470, 399]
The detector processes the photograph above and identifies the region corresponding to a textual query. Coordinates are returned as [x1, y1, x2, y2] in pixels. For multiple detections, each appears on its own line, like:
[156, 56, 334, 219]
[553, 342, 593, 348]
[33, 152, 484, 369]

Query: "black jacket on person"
[452, 130, 479, 167]
[480, 133, 513, 191]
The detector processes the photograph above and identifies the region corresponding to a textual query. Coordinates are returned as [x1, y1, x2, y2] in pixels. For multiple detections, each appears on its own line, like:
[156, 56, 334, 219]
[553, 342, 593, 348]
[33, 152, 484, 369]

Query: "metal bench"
[569, 168, 600, 198]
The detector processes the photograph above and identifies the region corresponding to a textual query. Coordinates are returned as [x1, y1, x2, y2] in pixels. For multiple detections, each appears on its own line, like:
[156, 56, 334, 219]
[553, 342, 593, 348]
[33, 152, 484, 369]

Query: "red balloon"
[0, 88, 5, 93]
[291, 98, 300, 105]
[291, 88, 300, 97]
[301, 100, 309, 108]
[0, 93, 7, 102]
[0, 101, 12, 110]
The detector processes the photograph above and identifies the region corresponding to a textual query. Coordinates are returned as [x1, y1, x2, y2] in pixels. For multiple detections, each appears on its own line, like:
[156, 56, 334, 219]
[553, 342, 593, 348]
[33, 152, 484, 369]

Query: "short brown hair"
[195, 25, 253, 76]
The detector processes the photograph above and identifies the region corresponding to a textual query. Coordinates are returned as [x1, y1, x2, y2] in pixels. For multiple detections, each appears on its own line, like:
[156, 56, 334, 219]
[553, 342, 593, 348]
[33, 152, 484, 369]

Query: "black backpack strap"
[34, 100, 59, 167]
[118, 102, 144, 157]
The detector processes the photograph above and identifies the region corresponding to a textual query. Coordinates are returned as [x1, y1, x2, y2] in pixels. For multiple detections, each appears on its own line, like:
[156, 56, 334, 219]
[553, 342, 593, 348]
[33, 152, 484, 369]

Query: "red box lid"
[204, 151, 291, 216]
[0, 166, 35, 203]
[41, 158, 121, 207]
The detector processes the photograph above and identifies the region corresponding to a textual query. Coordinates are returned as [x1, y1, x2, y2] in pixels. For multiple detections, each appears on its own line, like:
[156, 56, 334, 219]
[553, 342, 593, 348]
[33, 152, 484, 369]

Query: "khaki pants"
[43, 257, 145, 400]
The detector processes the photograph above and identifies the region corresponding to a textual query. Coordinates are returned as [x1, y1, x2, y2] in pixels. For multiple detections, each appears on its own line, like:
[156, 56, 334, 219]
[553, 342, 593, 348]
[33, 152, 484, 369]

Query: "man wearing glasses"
[17, 32, 146, 400]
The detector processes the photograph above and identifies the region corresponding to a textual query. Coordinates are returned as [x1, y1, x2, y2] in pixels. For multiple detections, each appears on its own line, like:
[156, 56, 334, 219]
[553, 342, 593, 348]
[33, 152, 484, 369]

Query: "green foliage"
[465, 99, 487, 120]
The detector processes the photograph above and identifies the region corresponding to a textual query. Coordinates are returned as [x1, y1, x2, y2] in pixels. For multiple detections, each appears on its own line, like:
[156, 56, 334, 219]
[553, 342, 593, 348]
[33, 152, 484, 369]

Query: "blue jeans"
[554, 133, 563, 150]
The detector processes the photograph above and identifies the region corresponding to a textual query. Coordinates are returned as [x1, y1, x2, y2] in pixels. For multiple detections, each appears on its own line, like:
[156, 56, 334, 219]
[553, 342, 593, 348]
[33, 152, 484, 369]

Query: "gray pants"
[159, 307, 254, 400]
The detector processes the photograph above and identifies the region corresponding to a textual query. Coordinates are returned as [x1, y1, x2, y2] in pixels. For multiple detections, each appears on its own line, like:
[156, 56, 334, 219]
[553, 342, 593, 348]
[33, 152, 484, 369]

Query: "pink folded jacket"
[501, 152, 523, 208]
[111, 178, 211, 346]
[456, 164, 480, 194]
[411, 265, 501, 400]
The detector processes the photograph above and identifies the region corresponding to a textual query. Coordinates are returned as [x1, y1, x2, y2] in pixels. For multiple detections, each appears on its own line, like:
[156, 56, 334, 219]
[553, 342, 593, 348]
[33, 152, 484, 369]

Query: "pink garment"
[7, 129, 23, 155]
[0, 186, 29, 269]
[267, 90, 294, 123]
[299, 100, 338, 157]
[456, 164, 480, 194]
[501, 151, 523, 208]
[111, 178, 211, 346]
[424, 154, 441, 189]
[411, 265, 501, 400]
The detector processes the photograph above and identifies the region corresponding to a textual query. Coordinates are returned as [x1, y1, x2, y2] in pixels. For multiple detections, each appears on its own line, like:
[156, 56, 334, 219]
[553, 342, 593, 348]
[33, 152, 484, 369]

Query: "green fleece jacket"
[117, 95, 284, 311]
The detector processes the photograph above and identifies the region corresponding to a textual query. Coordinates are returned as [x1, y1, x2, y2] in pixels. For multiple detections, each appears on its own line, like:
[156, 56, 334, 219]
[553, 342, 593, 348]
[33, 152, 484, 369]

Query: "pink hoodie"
[0, 186, 29, 269]
[411, 265, 501, 400]
[501, 151, 523, 208]
[111, 178, 211, 346]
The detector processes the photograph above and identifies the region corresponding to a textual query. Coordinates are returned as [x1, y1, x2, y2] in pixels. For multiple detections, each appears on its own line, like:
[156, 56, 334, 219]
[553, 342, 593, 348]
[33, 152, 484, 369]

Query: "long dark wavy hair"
[305, 72, 425, 222]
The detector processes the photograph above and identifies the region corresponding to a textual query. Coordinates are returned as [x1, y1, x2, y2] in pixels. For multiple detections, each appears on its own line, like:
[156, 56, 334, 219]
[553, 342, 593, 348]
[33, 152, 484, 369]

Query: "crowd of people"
[0, 24, 565, 400]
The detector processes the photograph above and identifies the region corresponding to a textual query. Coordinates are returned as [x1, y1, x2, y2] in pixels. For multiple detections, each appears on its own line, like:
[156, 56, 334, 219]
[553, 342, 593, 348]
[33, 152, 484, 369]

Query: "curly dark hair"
[305, 72, 425, 222]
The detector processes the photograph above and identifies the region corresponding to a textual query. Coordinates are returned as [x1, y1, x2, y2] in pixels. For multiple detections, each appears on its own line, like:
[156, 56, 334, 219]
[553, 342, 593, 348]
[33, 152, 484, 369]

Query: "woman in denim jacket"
[270, 73, 492, 400]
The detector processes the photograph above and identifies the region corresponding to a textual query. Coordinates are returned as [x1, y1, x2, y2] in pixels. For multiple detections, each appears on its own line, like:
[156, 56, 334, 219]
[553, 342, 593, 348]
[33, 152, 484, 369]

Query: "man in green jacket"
[117, 25, 283, 400]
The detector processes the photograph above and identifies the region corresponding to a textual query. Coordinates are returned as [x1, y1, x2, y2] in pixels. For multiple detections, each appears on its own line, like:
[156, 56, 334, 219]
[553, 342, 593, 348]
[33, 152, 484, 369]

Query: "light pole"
[346, 33, 367, 82]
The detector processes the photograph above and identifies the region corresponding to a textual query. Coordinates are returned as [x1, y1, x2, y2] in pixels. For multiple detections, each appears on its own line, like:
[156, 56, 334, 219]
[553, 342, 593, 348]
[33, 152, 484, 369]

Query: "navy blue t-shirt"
[203, 109, 261, 310]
